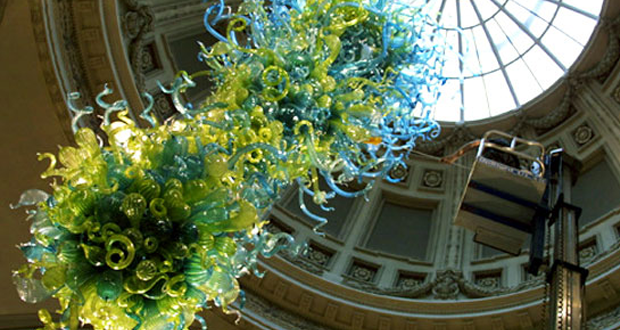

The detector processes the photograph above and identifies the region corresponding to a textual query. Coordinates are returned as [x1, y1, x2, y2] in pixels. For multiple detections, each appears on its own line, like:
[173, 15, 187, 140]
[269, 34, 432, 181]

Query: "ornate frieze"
[421, 170, 443, 189]
[121, 0, 154, 92]
[342, 268, 543, 300]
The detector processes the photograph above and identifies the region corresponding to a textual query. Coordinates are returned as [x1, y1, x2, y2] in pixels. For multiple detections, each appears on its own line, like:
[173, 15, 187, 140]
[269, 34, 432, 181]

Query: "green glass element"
[58, 240, 81, 263]
[165, 241, 189, 260]
[123, 228, 144, 249]
[203, 269, 239, 309]
[41, 266, 66, 291]
[81, 244, 106, 267]
[162, 136, 188, 164]
[135, 260, 158, 281]
[182, 179, 210, 204]
[149, 198, 167, 219]
[164, 178, 183, 194]
[86, 221, 104, 243]
[123, 274, 168, 295]
[68, 189, 96, 216]
[101, 223, 122, 238]
[163, 274, 186, 297]
[178, 221, 199, 245]
[121, 193, 147, 228]
[195, 227, 215, 250]
[107, 165, 132, 190]
[105, 234, 135, 270]
[143, 237, 159, 254]
[214, 237, 236, 257]
[96, 270, 123, 301]
[95, 191, 126, 225]
[163, 189, 190, 222]
[184, 254, 211, 285]
[141, 217, 172, 238]
[131, 178, 161, 201]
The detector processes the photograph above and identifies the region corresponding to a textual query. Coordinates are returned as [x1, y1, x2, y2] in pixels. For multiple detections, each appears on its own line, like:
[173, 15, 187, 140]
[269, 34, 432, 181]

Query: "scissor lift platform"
[453, 131, 546, 255]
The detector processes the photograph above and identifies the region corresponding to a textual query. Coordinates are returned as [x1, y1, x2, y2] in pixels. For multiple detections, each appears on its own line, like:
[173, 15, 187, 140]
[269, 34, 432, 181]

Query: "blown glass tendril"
[12, 0, 446, 329]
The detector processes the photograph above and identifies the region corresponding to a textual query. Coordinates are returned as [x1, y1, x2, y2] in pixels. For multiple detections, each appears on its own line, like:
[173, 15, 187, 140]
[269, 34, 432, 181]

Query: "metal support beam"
[545, 150, 587, 330]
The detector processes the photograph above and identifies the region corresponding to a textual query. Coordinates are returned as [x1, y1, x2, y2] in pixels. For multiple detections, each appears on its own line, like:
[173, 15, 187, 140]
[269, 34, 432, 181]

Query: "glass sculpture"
[12, 0, 445, 329]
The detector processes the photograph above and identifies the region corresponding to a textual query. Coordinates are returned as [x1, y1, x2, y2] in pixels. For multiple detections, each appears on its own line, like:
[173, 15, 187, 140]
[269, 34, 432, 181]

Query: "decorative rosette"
[12, 0, 445, 329]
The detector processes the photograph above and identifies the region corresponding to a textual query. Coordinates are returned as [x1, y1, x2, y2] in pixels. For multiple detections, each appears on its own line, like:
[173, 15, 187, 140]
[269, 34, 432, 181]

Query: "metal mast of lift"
[447, 131, 588, 330]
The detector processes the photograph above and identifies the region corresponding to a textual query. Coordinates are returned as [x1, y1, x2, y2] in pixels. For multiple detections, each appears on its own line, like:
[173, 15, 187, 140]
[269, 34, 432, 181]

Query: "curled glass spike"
[13, 0, 446, 329]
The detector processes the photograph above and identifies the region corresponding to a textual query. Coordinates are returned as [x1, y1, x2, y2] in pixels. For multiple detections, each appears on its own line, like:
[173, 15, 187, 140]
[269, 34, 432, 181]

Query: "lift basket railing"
[454, 130, 547, 255]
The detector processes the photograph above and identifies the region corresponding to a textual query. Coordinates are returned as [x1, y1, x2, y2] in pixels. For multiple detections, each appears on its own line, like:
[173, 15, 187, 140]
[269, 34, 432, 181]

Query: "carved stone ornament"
[579, 244, 597, 264]
[422, 170, 443, 188]
[140, 43, 158, 74]
[122, 10, 144, 40]
[474, 276, 500, 289]
[431, 269, 462, 299]
[350, 264, 376, 282]
[389, 163, 409, 182]
[397, 276, 424, 290]
[121, 0, 154, 92]
[305, 246, 331, 266]
[153, 93, 175, 121]
[572, 124, 595, 146]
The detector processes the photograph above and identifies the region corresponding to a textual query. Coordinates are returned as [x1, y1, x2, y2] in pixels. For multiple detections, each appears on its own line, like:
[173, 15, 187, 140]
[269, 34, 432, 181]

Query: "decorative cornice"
[28, 0, 74, 142]
[244, 290, 335, 330]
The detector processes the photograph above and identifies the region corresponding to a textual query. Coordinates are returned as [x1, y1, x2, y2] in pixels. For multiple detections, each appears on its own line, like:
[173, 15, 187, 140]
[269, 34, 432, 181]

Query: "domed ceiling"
[430, 0, 605, 122]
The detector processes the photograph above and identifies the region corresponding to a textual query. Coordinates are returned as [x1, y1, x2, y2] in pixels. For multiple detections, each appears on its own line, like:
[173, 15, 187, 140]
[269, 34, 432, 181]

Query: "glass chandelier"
[11, 0, 446, 329]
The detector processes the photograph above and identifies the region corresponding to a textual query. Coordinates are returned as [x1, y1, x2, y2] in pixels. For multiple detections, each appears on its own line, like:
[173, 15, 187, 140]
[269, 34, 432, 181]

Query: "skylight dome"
[429, 0, 605, 122]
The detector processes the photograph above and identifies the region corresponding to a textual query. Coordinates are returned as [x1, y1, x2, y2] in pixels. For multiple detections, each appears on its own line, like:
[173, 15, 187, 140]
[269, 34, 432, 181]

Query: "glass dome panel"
[427, 0, 604, 122]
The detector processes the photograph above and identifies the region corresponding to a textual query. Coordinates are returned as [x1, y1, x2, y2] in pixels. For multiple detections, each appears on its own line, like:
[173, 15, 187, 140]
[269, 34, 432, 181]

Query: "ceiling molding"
[235, 243, 620, 330]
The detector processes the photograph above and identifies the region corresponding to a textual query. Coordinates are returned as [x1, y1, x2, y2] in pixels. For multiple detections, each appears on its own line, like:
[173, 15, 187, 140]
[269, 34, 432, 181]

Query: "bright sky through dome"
[425, 0, 604, 122]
